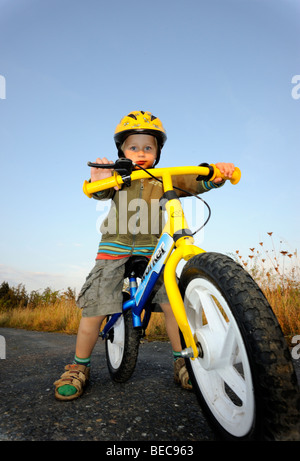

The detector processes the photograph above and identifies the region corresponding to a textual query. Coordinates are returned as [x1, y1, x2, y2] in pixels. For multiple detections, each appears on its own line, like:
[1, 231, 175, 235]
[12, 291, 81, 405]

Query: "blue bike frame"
[100, 232, 174, 338]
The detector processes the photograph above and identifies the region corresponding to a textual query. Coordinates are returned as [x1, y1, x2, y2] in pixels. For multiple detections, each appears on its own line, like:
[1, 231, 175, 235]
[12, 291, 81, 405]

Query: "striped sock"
[73, 355, 91, 367]
[173, 351, 182, 361]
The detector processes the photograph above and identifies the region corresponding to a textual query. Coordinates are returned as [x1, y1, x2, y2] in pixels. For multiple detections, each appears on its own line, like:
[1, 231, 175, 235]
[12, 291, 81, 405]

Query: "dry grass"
[264, 283, 300, 343]
[0, 298, 82, 334]
[233, 232, 300, 344]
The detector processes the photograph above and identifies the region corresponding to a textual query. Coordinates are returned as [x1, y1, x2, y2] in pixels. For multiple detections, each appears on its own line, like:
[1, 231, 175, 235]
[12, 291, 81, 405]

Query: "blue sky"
[0, 0, 299, 293]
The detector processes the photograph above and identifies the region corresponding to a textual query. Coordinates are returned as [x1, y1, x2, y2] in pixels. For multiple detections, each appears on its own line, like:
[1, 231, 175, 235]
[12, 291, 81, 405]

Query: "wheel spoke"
[107, 316, 125, 368]
[195, 287, 228, 334]
[219, 323, 239, 365]
[217, 366, 246, 403]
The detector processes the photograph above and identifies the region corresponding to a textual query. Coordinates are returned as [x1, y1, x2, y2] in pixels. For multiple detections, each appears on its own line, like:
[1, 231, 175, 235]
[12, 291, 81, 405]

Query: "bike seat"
[124, 256, 149, 278]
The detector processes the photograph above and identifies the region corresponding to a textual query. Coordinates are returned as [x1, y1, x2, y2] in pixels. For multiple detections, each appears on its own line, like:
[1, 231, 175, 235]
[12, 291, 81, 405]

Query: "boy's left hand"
[213, 162, 236, 183]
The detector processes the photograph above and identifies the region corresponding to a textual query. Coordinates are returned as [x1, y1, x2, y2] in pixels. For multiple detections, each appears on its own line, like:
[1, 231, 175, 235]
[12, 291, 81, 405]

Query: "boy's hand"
[91, 157, 119, 190]
[213, 162, 235, 184]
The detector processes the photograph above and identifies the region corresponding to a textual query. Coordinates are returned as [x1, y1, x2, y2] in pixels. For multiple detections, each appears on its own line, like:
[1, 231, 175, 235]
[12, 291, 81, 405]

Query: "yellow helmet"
[114, 110, 167, 165]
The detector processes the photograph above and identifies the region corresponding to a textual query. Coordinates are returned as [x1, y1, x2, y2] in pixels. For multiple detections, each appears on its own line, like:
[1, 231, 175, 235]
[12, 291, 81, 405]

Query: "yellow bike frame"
[83, 164, 241, 359]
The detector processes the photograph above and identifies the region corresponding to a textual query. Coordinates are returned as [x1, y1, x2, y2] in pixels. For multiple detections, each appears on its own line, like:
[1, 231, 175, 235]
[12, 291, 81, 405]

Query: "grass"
[231, 232, 300, 344]
[0, 298, 82, 334]
[0, 233, 298, 344]
[0, 300, 167, 340]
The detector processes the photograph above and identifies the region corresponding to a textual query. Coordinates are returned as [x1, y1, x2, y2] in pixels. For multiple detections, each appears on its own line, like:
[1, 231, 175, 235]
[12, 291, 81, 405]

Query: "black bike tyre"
[179, 252, 300, 441]
[105, 309, 141, 383]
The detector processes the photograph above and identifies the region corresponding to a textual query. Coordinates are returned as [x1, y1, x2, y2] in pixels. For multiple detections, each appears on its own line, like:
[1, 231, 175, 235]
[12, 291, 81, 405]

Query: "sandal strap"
[174, 358, 192, 390]
[54, 364, 90, 392]
[178, 365, 191, 388]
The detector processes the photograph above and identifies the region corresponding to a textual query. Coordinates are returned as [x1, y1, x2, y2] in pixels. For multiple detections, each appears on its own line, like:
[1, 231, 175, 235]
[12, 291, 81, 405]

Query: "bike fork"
[99, 273, 140, 339]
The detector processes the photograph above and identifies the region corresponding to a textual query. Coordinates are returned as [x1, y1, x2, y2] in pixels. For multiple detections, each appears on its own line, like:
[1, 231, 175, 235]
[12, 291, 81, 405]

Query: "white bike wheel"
[179, 252, 299, 441]
[105, 309, 141, 382]
[184, 277, 255, 438]
[106, 315, 125, 370]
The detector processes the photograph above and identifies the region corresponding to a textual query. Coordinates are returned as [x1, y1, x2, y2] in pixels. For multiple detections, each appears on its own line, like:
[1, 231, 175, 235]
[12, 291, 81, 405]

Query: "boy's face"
[122, 134, 157, 169]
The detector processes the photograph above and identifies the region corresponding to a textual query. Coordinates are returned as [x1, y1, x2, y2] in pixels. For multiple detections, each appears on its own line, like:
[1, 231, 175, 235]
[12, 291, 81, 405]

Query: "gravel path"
[0, 327, 299, 442]
[0, 328, 215, 442]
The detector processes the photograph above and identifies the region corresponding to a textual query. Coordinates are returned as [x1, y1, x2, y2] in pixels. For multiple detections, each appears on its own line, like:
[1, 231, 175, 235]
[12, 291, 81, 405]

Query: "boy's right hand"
[90, 157, 119, 190]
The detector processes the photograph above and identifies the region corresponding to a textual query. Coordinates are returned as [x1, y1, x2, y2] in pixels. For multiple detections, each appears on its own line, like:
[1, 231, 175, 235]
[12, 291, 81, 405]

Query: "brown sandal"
[174, 358, 193, 390]
[54, 364, 90, 401]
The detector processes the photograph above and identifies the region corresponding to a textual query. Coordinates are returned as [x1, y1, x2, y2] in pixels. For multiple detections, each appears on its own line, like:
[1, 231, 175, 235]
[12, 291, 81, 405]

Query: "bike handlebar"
[83, 160, 241, 198]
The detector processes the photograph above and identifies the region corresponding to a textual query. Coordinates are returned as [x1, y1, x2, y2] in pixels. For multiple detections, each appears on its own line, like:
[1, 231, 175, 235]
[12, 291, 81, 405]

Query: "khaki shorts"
[77, 257, 169, 318]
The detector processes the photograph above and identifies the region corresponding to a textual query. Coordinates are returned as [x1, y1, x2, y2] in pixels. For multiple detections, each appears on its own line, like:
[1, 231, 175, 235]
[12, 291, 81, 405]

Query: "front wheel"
[179, 252, 299, 441]
[105, 309, 141, 383]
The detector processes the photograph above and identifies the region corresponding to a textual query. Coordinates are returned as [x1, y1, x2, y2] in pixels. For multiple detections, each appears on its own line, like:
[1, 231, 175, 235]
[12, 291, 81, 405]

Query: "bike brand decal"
[141, 242, 166, 282]
[135, 233, 174, 306]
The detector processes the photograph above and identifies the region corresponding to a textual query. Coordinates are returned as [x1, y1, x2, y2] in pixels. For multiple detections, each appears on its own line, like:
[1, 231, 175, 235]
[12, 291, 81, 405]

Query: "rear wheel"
[179, 252, 300, 440]
[105, 309, 141, 382]
[105, 257, 149, 382]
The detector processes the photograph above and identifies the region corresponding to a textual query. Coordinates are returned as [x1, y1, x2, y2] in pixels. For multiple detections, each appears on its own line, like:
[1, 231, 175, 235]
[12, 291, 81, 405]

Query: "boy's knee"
[79, 315, 105, 333]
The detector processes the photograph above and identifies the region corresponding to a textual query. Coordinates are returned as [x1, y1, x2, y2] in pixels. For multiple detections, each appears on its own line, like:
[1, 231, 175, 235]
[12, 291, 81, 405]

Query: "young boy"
[54, 110, 235, 400]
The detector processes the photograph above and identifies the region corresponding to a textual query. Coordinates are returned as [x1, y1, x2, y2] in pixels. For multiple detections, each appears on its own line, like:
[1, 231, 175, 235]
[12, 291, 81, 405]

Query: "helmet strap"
[117, 147, 126, 159]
